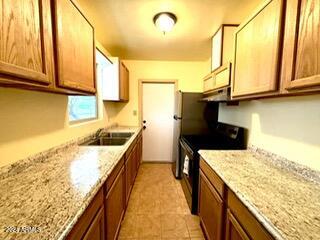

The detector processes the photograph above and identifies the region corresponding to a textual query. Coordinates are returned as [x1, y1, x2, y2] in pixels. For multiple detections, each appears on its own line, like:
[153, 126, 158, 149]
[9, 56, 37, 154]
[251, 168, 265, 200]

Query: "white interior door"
[142, 82, 175, 162]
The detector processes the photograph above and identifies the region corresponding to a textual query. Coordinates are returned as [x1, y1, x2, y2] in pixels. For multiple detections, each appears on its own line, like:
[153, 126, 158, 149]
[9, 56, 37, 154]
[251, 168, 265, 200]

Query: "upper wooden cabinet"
[211, 25, 238, 72]
[0, 0, 96, 95]
[119, 61, 129, 101]
[203, 63, 232, 93]
[232, 0, 285, 98]
[0, 0, 55, 86]
[102, 57, 129, 102]
[53, 0, 96, 93]
[281, 0, 320, 93]
[204, 24, 237, 94]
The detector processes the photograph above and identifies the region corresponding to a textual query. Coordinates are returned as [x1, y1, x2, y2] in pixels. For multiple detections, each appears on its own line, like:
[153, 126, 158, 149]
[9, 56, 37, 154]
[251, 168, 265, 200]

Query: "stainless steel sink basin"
[103, 132, 134, 138]
[81, 137, 129, 146]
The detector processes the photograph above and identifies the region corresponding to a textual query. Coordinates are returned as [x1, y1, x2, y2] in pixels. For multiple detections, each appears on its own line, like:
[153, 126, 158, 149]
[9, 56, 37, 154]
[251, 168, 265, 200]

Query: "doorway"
[140, 80, 177, 162]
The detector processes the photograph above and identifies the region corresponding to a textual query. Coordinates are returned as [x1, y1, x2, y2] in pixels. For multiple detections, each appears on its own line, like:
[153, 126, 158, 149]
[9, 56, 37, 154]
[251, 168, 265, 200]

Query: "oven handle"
[180, 138, 194, 157]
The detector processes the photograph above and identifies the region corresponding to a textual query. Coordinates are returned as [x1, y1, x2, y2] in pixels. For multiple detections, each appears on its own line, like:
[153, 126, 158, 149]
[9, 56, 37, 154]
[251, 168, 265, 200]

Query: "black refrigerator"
[171, 91, 219, 178]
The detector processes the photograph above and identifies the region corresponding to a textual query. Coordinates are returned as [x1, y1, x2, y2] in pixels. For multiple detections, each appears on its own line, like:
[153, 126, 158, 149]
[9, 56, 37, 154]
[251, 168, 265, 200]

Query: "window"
[68, 96, 97, 122]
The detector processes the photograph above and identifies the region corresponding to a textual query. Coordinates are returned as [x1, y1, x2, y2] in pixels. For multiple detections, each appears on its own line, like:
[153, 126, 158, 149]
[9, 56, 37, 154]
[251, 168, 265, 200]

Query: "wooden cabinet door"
[82, 207, 105, 240]
[137, 137, 142, 170]
[53, 0, 96, 93]
[106, 167, 125, 240]
[0, 0, 54, 86]
[232, 0, 285, 98]
[225, 209, 250, 240]
[119, 61, 129, 101]
[281, 0, 320, 91]
[198, 170, 224, 240]
[125, 154, 133, 204]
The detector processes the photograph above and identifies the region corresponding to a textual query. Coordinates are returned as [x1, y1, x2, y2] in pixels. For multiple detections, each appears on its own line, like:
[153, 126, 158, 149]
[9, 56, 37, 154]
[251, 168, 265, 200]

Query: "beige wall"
[110, 60, 209, 126]
[219, 95, 320, 171]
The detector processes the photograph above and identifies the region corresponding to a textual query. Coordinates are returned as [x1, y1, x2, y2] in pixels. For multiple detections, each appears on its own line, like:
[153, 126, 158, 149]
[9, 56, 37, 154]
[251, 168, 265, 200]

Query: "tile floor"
[118, 163, 205, 240]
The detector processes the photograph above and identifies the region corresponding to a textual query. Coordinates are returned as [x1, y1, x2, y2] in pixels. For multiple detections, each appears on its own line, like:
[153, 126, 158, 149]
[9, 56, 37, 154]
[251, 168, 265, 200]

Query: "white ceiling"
[77, 0, 262, 61]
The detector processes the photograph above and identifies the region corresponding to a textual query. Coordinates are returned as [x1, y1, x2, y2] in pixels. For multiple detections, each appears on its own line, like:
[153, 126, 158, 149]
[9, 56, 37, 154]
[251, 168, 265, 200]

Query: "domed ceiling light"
[153, 12, 177, 34]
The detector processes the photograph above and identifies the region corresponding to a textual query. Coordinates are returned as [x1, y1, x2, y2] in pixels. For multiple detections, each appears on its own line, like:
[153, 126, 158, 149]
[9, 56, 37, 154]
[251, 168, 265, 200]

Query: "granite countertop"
[199, 148, 320, 240]
[0, 126, 141, 240]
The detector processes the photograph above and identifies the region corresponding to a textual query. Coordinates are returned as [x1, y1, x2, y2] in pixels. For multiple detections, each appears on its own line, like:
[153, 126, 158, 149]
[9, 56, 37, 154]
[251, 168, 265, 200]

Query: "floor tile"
[137, 214, 161, 238]
[118, 163, 204, 240]
[161, 214, 190, 238]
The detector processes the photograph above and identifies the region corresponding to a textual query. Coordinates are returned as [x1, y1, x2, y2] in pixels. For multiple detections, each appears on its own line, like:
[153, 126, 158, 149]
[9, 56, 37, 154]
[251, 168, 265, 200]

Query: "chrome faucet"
[94, 128, 105, 139]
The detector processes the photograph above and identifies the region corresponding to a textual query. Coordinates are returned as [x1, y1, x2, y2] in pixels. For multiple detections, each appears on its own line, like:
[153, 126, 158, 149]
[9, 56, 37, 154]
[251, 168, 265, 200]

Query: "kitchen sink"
[81, 137, 129, 146]
[103, 132, 134, 138]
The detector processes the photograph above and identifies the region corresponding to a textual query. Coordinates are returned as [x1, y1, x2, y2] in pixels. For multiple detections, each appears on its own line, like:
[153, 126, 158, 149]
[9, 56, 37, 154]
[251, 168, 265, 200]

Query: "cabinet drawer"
[200, 158, 225, 197]
[227, 189, 273, 240]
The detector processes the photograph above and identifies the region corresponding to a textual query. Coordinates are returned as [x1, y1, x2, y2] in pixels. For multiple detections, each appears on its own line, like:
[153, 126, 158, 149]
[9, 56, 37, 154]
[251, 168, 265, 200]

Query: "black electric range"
[179, 122, 246, 214]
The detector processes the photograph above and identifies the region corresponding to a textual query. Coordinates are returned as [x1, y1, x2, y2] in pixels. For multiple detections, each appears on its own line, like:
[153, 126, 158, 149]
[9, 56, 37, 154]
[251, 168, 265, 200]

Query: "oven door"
[179, 139, 195, 210]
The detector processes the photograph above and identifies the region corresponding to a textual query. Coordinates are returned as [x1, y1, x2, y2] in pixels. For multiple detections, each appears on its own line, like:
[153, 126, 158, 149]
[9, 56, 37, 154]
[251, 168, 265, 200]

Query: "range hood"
[201, 87, 231, 102]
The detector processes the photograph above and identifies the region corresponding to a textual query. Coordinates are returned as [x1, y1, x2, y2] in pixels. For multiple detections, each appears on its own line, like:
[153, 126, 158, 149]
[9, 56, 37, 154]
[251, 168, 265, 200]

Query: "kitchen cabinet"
[232, 0, 285, 99]
[281, 0, 320, 93]
[66, 189, 104, 240]
[0, 0, 55, 87]
[102, 57, 129, 102]
[82, 207, 105, 240]
[0, 0, 96, 95]
[225, 209, 250, 240]
[119, 61, 130, 101]
[53, 0, 96, 93]
[203, 24, 237, 94]
[198, 170, 224, 240]
[136, 135, 142, 170]
[203, 63, 231, 93]
[105, 167, 125, 240]
[125, 147, 135, 204]
[211, 25, 238, 72]
[199, 158, 274, 240]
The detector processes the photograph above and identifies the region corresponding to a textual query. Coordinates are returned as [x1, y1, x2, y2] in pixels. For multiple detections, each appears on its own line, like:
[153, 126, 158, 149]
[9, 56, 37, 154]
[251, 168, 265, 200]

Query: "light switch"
[133, 110, 137, 116]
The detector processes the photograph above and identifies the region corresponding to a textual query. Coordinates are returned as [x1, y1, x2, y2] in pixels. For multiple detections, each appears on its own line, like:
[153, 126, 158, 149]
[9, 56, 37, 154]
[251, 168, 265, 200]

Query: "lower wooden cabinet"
[198, 170, 224, 240]
[199, 158, 274, 240]
[125, 151, 133, 204]
[66, 189, 104, 240]
[225, 209, 250, 240]
[105, 167, 125, 240]
[82, 207, 105, 240]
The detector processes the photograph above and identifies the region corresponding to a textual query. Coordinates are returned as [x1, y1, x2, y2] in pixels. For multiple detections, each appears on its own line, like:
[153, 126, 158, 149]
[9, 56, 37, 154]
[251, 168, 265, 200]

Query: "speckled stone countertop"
[0, 126, 141, 240]
[199, 148, 320, 240]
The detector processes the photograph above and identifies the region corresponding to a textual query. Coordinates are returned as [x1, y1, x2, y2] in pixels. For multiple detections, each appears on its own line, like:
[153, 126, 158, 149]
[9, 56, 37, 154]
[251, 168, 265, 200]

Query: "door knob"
[143, 120, 146, 124]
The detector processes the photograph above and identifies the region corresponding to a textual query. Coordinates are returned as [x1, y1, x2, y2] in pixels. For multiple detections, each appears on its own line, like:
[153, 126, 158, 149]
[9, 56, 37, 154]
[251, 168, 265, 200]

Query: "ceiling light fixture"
[153, 12, 177, 34]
